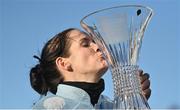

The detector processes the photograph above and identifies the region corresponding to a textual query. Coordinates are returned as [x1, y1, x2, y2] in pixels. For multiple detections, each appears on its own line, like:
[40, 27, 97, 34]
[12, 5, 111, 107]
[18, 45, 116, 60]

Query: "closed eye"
[80, 37, 96, 47]
[80, 38, 91, 47]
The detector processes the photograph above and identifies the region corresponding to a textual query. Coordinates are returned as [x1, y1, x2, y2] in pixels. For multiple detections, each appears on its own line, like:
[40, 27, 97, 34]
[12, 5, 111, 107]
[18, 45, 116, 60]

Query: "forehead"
[68, 29, 90, 40]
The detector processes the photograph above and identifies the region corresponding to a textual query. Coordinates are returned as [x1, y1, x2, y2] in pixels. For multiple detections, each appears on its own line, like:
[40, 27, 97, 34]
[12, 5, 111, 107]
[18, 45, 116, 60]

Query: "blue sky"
[0, 0, 180, 109]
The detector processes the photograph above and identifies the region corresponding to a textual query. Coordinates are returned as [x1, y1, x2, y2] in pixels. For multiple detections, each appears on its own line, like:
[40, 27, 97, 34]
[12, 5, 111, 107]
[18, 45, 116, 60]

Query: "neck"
[63, 72, 102, 83]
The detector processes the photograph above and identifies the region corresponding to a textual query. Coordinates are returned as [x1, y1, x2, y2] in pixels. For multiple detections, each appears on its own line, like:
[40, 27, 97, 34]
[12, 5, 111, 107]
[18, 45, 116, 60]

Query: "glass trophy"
[81, 5, 153, 109]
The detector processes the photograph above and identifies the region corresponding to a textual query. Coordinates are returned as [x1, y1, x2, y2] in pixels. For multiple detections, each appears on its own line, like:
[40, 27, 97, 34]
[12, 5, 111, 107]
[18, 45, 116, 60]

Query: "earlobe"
[65, 63, 73, 71]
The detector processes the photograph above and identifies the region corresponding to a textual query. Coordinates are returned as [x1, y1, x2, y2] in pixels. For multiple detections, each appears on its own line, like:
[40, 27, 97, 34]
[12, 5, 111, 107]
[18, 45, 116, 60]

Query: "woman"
[30, 28, 151, 109]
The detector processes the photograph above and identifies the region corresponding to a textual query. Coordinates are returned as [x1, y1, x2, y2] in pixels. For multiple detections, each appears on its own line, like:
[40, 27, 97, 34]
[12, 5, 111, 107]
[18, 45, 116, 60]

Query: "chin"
[96, 58, 108, 73]
[100, 65, 108, 74]
[102, 61, 108, 68]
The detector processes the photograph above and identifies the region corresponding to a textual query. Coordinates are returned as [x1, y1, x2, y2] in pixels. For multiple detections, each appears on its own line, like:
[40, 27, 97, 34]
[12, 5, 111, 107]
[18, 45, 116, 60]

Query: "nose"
[91, 42, 100, 52]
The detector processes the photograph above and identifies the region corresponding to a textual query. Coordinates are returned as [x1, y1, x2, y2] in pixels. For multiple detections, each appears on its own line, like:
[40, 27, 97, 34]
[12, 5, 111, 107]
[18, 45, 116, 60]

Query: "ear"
[56, 57, 73, 72]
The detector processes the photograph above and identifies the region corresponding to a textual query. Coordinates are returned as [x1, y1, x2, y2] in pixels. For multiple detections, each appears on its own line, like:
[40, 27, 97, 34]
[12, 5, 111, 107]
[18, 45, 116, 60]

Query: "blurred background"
[0, 0, 179, 109]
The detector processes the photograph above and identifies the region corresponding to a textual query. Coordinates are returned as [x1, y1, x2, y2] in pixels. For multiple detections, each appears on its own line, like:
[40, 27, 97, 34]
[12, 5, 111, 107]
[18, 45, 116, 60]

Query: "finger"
[141, 79, 150, 90]
[140, 73, 150, 84]
[143, 88, 151, 100]
[138, 69, 143, 76]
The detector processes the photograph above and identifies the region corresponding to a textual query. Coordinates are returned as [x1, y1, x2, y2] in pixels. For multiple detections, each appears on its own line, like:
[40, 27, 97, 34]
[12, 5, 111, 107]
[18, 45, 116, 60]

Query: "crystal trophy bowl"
[81, 5, 153, 109]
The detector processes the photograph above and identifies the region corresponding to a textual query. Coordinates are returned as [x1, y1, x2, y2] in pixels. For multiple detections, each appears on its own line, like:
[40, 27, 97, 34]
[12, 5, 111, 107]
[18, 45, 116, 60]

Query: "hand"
[138, 69, 151, 100]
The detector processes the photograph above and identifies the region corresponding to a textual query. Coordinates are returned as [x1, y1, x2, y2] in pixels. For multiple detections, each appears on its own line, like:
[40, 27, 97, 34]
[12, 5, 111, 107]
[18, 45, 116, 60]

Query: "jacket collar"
[56, 84, 91, 104]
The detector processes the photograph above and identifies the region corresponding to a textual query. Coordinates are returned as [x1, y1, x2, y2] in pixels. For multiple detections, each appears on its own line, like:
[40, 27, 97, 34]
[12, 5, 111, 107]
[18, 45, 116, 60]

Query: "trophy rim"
[80, 4, 153, 25]
[80, 5, 154, 66]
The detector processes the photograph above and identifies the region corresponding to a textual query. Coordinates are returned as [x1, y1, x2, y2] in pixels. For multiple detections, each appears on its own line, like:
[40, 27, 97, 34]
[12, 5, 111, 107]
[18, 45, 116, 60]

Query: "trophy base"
[113, 93, 150, 109]
[111, 65, 150, 109]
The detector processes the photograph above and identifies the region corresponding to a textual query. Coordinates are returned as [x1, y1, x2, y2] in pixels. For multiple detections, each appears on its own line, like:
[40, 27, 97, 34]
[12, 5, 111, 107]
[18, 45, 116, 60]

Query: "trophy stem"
[111, 65, 150, 109]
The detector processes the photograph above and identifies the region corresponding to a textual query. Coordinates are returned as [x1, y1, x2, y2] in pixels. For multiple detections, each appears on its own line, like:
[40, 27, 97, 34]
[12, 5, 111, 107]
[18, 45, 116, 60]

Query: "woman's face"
[67, 29, 108, 81]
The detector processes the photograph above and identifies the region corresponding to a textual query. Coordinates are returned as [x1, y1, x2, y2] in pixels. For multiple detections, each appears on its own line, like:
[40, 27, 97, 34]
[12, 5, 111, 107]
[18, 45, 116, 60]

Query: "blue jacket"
[33, 84, 113, 109]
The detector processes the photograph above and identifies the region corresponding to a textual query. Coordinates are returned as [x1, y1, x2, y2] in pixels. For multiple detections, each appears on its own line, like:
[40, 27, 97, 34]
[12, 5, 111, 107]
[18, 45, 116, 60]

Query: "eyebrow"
[67, 31, 92, 43]
[79, 36, 92, 43]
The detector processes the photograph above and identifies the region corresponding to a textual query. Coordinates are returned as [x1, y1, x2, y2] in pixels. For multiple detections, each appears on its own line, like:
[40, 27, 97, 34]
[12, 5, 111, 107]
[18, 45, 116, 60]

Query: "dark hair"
[30, 28, 75, 95]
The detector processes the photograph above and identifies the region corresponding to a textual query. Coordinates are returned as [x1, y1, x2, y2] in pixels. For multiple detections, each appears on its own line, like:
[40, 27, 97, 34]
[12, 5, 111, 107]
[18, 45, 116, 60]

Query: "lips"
[97, 53, 106, 61]
[97, 52, 104, 58]
[98, 54, 108, 67]
[99, 55, 105, 59]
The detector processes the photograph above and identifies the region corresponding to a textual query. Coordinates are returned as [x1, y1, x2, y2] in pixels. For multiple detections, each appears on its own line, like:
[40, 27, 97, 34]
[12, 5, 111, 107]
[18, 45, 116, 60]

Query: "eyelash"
[81, 39, 96, 47]
[82, 41, 90, 47]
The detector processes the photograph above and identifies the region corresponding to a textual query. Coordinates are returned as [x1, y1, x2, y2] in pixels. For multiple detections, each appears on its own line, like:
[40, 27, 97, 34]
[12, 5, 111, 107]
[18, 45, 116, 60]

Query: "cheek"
[73, 53, 96, 71]
[79, 53, 94, 66]
[70, 52, 89, 67]
[77, 50, 93, 61]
